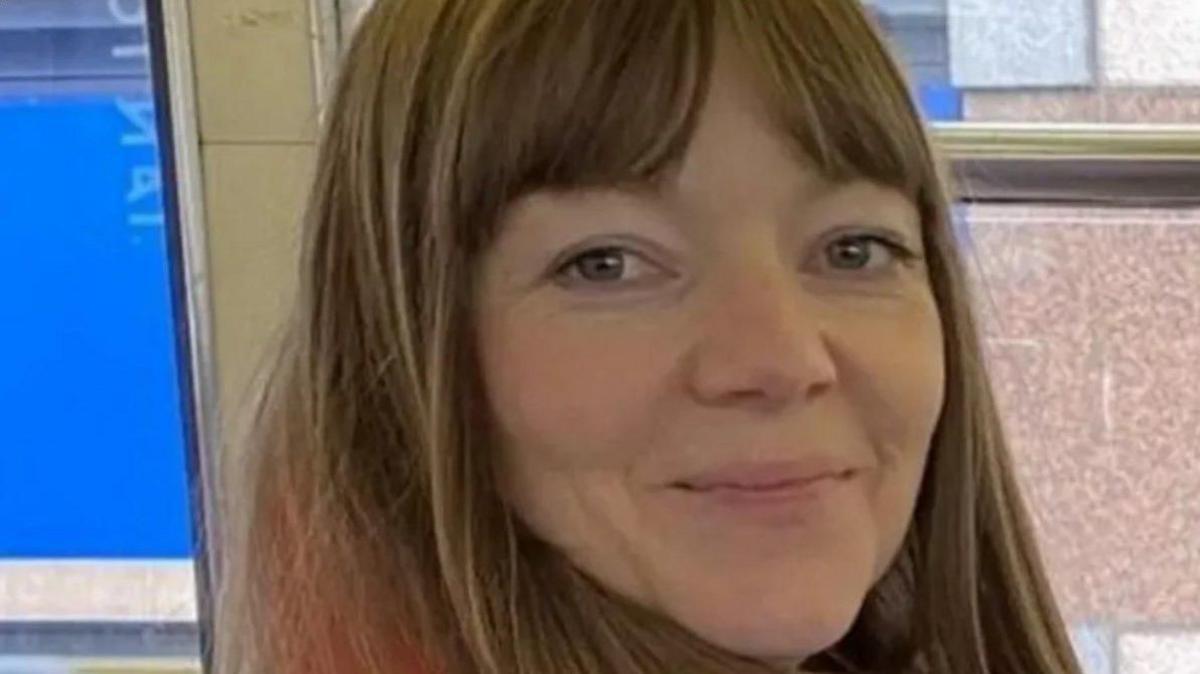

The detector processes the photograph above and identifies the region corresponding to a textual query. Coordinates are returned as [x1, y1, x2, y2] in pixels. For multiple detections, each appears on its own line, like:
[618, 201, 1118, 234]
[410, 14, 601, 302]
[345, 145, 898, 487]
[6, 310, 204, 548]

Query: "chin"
[667, 579, 867, 662]
[691, 603, 861, 662]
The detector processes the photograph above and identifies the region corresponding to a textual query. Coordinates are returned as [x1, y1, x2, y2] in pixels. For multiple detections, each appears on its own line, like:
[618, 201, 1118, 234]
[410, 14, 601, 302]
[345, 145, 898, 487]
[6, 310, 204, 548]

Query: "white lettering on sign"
[130, 213, 166, 228]
[127, 166, 161, 204]
[108, 0, 146, 26]
[116, 99, 156, 147]
[109, 0, 148, 60]
[110, 1, 163, 230]
[112, 44, 150, 60]
[117, 98, 164, 229]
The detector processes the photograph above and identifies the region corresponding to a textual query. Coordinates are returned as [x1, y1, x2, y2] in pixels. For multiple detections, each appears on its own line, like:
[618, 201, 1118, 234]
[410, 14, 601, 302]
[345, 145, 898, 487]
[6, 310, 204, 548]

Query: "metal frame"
[308, 0, 342, 119]
[142, 2, 343, 669]
[147, 0, 219, 670]
[0, 621, 199, 659]
[145, 3, 344, 670]
[938, 123, 1200, 160]
[936, 123, 1200, 205]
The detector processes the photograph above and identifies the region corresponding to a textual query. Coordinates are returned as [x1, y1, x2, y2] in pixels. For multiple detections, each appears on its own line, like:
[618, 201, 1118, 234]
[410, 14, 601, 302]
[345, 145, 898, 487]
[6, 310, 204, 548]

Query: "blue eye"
[555, 246, 663, 287]
[822, 234, 917, 273]
[563, 247, 627, 282]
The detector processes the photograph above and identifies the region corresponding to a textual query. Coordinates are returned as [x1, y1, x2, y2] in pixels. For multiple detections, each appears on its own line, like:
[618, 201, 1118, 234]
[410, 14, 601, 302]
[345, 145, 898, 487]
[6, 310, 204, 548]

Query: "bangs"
[451, 1, 712, 252]
[451, 0, 934, 252]
[722, 0, 934, 197]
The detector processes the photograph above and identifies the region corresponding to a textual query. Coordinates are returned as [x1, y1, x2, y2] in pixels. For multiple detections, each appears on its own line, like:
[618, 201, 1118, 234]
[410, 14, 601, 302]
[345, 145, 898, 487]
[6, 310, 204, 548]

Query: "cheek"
[478, 311, 674, 472]
[831, 291, 945, 448]
[835, 297, 945, 569]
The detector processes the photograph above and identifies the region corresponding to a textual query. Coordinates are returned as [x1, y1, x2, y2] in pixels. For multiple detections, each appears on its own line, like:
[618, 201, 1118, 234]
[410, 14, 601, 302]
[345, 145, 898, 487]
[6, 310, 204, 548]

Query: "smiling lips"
[669, 460, 858, 526]
[673, 460, 857, 493]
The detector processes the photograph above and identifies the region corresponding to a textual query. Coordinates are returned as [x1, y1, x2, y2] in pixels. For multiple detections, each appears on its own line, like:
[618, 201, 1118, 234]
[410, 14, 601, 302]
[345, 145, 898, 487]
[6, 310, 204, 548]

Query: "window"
[0, 1, 203, 671]
[869, 0, 1200, 125]
[868, 2, 1200, 672]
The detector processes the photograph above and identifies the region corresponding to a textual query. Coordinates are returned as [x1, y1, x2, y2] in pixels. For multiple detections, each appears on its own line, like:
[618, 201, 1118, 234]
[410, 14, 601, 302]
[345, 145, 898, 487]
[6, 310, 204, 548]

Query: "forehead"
[461, 9, 932, 254]
[651, 53, 917, 229]
[671, 50, 816, 203]
[497, 51, 918, 238]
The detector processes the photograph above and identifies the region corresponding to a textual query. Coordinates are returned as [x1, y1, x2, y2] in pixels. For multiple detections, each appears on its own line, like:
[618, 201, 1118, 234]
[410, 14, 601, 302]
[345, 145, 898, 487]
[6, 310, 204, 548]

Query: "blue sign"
[918, 83, 963, 122]
[0, 92, 193, 559]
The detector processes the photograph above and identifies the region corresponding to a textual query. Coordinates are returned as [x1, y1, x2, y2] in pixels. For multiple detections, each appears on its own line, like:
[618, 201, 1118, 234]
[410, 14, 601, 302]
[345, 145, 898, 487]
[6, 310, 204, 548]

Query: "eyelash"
[553, 246, 667, 288]
[551, 231, 922, 289]
[820, 232, 921, 272]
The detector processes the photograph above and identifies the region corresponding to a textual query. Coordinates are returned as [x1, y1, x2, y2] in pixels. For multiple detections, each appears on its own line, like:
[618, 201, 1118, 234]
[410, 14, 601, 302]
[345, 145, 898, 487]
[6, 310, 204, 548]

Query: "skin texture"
[476, 52, 946, 664]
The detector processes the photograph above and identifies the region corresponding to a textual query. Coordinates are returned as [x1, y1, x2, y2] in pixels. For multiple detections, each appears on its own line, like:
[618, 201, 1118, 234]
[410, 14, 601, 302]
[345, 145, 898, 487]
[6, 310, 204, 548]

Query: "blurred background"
[0, 1, 1197, 672]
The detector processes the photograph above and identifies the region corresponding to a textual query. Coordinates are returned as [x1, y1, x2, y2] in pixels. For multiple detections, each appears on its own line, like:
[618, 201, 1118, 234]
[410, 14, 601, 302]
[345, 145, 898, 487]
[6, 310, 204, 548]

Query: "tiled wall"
[877, 0, 1200, 121]
[189, 0, 318, 421]
[1102, 0, 1200, 86]
[958, 0, 1200, 121]
[948, 0, 1092, 87]
[962, 88, 1200, 123]
[968, 204, 1200, 673]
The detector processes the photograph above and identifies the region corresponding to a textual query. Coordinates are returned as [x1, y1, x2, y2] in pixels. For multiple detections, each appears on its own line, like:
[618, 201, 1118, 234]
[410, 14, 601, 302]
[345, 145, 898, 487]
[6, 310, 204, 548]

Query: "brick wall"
[967, 204, 1200, 673]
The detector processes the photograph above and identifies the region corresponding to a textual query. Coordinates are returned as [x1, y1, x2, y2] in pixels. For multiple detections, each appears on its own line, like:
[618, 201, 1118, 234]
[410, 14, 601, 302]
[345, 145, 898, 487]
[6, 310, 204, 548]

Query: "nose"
[683, 270, 838, 412]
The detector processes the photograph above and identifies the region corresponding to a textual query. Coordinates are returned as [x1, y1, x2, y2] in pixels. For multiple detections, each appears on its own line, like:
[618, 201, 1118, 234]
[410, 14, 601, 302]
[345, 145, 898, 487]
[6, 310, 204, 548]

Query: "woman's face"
[475, 55, 945, 661]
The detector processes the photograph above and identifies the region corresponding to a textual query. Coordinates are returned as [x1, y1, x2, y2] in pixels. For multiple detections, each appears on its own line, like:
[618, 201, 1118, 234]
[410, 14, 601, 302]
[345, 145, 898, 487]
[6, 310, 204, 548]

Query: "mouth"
[669, 460, 858, 493]
[665, 461, 859, 526]
[671, 470, 855, 494]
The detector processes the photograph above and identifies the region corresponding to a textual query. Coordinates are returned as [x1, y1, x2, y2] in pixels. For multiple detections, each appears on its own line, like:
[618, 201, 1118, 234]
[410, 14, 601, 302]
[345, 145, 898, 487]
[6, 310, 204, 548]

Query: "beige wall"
[183, 0, 328, 425]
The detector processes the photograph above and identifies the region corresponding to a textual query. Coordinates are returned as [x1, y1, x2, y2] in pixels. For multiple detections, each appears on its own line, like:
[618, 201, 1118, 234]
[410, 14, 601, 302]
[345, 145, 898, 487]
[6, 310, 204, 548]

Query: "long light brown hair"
[215, 1, 1085, 673]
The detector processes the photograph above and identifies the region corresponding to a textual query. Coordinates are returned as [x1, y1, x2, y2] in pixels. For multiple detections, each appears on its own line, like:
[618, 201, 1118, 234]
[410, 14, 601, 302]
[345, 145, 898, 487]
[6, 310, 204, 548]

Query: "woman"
[216, 1, 1085, 673]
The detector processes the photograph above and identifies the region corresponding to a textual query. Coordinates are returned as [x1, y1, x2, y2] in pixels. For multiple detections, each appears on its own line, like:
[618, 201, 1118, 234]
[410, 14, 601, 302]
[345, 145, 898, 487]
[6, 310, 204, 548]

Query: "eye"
[554, 246, 667, 288]
[819, 233, 919, 274]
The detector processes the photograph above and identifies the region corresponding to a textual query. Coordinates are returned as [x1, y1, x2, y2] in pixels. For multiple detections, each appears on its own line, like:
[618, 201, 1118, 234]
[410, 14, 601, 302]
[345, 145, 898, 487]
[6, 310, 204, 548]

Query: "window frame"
[939, 124, 1200, 205]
